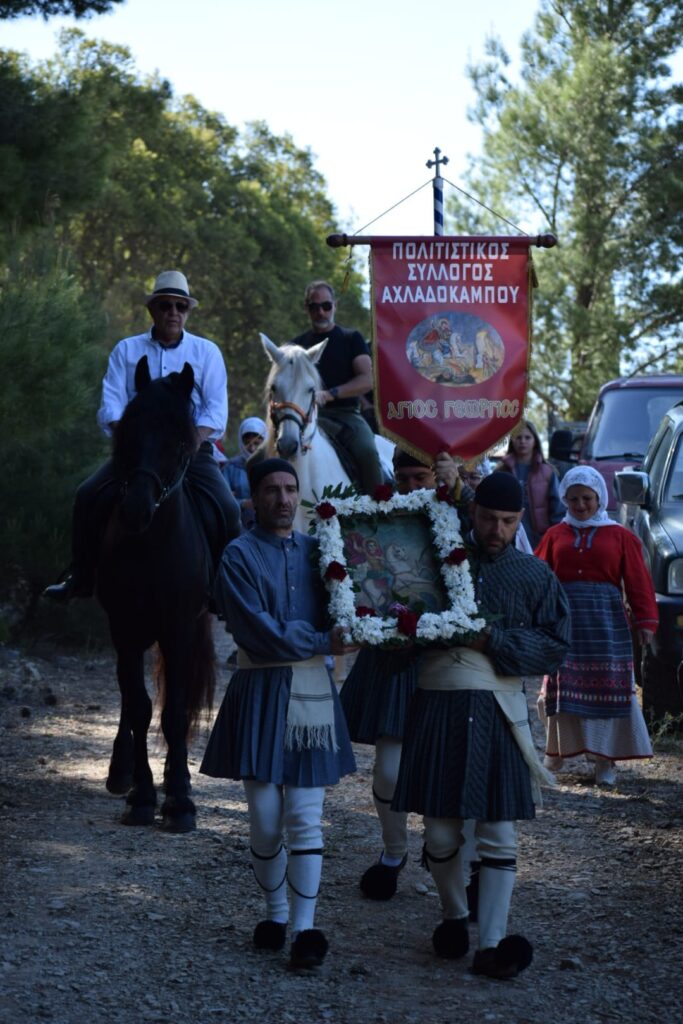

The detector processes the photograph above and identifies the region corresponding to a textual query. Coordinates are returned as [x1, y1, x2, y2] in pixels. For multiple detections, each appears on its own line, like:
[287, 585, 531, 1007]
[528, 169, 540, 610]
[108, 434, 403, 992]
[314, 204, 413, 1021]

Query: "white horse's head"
[260, 332, 328, 459]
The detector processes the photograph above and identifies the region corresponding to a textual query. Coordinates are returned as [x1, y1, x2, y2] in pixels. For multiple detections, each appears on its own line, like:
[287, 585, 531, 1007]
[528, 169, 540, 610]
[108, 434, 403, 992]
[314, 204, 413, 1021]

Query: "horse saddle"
[316, 416, 362, 487]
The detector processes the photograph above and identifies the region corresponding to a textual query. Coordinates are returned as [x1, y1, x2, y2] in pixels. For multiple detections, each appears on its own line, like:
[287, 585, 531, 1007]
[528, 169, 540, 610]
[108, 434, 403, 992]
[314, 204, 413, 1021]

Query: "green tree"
[0, 238, 107, 591]
[448, 0, 683, 420]
[34, 34, 366, 424]
[0, 0, 123, 18]
[0, 31, 367, 601]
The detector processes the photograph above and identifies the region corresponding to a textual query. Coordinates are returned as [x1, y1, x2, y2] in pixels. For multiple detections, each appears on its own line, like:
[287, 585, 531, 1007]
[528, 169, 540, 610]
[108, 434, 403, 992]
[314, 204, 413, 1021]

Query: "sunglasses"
[307, 301, 334, 312]
[157, 300, 190, 313]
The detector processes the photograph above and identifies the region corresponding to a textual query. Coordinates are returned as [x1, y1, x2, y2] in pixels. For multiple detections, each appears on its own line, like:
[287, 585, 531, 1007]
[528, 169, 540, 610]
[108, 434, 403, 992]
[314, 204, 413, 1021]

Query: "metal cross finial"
[426, 147, 449, 177]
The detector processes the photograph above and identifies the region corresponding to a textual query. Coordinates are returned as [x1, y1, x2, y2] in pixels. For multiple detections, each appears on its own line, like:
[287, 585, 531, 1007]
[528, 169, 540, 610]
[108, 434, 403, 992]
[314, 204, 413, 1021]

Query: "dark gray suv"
[614, 403, 683, 721]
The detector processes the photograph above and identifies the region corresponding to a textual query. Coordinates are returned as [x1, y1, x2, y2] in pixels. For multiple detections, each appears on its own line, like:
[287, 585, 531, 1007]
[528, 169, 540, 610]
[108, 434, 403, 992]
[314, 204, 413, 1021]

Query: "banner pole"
[327, 233, 558, 249]
[426, 147, 449, 235]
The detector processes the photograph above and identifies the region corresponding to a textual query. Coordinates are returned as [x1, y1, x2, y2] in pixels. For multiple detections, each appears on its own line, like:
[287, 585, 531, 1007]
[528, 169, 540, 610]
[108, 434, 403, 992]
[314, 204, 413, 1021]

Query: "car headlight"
[668, 559, 683, 594]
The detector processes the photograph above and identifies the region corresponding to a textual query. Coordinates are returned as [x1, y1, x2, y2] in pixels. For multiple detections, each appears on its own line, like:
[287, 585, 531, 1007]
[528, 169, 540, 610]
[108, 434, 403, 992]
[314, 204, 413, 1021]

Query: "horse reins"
[268, 393, 318, 453]
[123, 451, 192, 510]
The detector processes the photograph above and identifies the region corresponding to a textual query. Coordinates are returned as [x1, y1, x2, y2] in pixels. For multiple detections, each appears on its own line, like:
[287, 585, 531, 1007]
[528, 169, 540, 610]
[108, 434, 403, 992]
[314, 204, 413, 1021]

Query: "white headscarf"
[238, 416, 267, 457]
[559, 466, 617, 529]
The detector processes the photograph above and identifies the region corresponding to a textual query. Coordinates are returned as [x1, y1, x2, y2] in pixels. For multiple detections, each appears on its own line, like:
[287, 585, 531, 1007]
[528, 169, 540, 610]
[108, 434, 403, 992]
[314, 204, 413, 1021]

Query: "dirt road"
[1, 634, 681, 1024]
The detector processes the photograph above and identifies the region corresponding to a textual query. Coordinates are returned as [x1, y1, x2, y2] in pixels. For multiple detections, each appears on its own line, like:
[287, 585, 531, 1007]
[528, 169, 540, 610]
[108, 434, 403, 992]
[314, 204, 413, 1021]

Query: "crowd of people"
[45, 267, 659, 979]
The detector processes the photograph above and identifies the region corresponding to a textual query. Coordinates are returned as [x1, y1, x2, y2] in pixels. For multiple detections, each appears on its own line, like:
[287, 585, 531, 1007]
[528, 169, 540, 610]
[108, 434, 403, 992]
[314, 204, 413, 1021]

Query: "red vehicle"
[550, 375, 683, 514]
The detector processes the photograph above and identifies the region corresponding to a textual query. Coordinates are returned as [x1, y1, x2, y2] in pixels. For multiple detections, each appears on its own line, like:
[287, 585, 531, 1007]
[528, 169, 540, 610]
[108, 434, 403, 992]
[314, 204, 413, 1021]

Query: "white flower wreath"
[310, 485, 487, 647]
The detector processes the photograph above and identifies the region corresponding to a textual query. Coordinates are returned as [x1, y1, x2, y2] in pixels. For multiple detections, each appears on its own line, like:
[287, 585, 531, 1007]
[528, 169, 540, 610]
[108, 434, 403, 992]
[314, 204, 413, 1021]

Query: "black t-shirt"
[289, 324, 370, 409]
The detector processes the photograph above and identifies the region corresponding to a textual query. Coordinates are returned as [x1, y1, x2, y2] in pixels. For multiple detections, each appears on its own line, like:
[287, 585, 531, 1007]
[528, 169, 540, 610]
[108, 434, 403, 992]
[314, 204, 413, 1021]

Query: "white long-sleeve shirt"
[97, 329, 228, 440]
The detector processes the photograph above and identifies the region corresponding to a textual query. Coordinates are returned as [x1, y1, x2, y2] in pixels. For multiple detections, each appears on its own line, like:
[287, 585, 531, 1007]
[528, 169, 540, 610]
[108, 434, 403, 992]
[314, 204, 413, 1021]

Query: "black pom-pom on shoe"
[359, 852, 408, 901]
[253, 919, 287, 951]
[471, 935, 533, 979]
[289, 928, 329, 970]
[432, 918, 470, 959]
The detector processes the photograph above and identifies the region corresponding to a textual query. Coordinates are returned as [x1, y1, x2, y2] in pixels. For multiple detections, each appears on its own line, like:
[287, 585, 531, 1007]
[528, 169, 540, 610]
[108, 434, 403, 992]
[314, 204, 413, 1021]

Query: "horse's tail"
[188, 609, 216, 735]
[154, 610, 216, 738]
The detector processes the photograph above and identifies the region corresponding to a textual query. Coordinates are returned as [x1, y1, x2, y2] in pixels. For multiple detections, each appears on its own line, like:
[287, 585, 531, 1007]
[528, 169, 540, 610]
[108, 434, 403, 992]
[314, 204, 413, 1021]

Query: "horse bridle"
[122, 448, 192, 510]
[268, 392, 318, 453]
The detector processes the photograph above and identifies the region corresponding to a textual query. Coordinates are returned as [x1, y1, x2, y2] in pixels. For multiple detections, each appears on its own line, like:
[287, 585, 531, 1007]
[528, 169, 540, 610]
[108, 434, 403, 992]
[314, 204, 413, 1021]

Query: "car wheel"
[640, 646, 683, 722]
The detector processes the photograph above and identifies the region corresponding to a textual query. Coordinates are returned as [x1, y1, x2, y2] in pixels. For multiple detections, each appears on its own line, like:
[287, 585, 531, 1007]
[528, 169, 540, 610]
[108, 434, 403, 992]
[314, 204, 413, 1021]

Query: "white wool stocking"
[373, 737, 408, 861]
[244, 782, 326, 932]
[284, 786, 326, 935]
[476, 820, 517, 950]
[423, 817, 468, 921]
[243, 780, 288, 923]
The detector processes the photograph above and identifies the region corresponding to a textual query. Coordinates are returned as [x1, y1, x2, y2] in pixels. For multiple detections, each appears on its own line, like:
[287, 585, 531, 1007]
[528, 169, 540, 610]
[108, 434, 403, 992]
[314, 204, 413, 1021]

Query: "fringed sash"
[236, 650, 338, 752]
[419, 648, 555, 806]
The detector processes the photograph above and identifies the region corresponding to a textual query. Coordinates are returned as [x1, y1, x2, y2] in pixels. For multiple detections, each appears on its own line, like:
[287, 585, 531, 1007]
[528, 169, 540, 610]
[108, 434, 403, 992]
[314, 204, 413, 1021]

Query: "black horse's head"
[113, 356, 197, 534]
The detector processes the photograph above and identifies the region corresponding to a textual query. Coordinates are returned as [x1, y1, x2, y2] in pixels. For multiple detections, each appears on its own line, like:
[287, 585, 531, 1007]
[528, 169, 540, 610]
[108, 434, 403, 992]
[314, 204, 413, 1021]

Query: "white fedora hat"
[145, 270, 198, 308]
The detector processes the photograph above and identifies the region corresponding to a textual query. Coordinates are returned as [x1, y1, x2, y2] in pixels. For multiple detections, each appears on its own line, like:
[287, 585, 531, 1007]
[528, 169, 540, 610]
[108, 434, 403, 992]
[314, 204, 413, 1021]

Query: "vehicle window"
[646, 423, 674, 495]
[664, 434, 683, 501]
[584, 388, 683, 460]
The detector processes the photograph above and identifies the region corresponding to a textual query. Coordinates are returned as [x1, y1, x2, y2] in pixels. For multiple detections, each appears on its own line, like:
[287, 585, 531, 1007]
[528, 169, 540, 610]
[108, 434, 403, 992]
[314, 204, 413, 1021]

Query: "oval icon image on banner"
[405, 312, 505, 388]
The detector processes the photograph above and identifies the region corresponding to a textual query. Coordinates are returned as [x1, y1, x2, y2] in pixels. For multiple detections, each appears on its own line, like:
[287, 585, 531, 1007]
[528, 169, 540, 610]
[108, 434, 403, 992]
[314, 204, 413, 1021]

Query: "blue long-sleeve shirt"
[215, 526, 331, 663]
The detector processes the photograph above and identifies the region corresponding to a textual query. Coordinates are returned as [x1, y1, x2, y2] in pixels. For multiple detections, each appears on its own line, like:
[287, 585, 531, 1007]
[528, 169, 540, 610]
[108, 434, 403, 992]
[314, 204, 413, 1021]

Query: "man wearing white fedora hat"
[44, 270, 240, 602]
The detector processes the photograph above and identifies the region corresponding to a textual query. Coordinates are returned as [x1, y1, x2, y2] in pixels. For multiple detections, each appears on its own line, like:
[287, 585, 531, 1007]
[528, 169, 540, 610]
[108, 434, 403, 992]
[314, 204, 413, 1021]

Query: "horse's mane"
[113, 374, 197, 462]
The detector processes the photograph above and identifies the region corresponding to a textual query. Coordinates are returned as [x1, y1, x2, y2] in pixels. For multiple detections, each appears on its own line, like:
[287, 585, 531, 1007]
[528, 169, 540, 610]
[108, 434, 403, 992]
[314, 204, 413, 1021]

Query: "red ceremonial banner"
[370, 236, 534, 464]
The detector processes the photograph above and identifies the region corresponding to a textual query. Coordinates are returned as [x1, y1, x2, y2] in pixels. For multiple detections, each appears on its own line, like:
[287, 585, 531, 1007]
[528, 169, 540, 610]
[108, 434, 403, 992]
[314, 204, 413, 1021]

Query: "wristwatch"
[328, 386, 340, 399]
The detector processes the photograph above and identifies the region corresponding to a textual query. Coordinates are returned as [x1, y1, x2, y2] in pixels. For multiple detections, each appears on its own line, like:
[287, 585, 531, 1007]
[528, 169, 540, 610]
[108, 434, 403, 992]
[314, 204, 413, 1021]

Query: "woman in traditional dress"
[535, 466, 657, 786]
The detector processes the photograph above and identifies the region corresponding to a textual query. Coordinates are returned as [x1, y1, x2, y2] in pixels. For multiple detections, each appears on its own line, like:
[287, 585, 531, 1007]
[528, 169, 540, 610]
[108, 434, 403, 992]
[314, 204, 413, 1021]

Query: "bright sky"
[2, 0, 546, 236]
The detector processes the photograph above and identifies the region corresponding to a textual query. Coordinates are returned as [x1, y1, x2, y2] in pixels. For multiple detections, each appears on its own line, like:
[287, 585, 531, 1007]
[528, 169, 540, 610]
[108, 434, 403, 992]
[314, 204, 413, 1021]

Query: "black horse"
[96, 356, 224, 832]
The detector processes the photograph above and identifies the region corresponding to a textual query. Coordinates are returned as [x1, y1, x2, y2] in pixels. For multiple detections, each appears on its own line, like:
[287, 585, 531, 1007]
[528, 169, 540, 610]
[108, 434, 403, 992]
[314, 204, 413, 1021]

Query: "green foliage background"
[0, 30, 367, 601]
[2, 2, 682, 619]
[447, 0, 683, 423]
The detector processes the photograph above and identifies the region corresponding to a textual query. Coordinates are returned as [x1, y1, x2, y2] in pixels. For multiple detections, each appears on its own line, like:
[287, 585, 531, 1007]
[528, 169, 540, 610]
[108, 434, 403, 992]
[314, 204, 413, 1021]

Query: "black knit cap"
[248, 457, 299, 494]
[393, 447, 428, 469]
[474, 471, 523, 512]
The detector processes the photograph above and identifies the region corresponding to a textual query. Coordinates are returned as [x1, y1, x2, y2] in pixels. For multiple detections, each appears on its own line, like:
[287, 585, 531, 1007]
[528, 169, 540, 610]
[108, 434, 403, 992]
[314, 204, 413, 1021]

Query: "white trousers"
[243, 781, 325, 935]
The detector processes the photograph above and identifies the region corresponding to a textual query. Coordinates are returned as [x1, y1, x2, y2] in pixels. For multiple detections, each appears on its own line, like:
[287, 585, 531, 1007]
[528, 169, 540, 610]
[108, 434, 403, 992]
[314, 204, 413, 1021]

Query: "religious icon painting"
[406, 311, 506, 388]
[311, 485, 486, 648]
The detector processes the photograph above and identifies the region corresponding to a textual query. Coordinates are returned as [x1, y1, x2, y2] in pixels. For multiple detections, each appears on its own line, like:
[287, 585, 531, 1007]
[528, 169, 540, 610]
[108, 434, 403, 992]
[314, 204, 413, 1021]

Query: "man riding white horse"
[288, 280, 384, 496]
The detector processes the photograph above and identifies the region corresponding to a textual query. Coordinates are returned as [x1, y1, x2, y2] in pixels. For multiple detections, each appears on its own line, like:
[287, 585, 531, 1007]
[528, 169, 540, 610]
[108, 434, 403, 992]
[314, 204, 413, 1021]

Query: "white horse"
[260, 333, 394, 532]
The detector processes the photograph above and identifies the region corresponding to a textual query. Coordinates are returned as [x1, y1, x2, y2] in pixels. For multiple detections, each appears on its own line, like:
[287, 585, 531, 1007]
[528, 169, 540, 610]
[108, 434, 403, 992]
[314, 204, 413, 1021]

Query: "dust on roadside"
[1, 637, 681, 1024]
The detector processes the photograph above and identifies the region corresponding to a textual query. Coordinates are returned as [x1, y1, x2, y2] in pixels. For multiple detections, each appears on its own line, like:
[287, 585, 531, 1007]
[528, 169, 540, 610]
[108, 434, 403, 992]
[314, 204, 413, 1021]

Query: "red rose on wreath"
[324, 560, 347, 582]
[316, 501, 337, 520]
[397, 608, 420, 636]
[444, 547, 468, 565]
[356, 605, 377, 618]
[373, 483, 394, 503]
[435, 483, 455, 506]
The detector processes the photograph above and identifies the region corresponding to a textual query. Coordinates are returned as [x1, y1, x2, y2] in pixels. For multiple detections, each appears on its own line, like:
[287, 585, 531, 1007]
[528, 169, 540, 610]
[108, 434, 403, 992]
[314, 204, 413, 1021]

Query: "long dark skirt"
[340, 649, 419, 744]
[392, 689, 535, 821]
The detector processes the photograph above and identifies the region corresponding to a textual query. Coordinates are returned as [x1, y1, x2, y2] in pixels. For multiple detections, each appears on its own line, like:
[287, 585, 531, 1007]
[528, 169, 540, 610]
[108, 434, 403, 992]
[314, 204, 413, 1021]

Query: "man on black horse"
[288, 280, 383, 496]
[44, 269, 241, 602]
